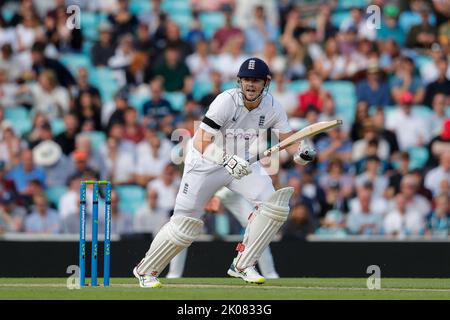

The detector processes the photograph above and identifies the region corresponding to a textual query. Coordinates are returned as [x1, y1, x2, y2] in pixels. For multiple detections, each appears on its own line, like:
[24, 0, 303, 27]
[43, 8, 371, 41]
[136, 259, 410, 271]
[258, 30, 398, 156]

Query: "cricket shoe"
[227, 259, 266, 284]
[133, 267, 162, 288]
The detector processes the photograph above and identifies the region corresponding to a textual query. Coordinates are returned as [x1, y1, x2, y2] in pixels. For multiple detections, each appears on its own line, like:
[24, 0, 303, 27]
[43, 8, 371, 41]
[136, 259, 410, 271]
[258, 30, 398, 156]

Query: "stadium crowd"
[0, 0, 449, 239]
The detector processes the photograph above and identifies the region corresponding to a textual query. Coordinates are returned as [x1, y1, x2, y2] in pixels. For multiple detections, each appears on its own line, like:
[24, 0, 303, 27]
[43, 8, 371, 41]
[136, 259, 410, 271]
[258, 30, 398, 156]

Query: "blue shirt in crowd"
[6, 164, 46, 193]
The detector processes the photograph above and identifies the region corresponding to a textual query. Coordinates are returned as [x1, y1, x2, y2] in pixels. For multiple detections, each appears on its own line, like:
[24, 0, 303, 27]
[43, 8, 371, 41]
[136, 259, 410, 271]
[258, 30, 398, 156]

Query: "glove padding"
[293, 141, 316, 166]
[222, 154, 252, 179]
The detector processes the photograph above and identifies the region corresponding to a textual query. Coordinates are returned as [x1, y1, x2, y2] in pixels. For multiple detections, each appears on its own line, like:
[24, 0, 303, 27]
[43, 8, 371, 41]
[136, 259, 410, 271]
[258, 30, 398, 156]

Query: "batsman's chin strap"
[237, 78, 271, 104]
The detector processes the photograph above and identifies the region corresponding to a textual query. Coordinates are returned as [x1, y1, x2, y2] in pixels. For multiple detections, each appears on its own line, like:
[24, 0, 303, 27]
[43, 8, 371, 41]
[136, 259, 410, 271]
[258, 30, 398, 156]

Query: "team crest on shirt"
[258, 115, 265, 127]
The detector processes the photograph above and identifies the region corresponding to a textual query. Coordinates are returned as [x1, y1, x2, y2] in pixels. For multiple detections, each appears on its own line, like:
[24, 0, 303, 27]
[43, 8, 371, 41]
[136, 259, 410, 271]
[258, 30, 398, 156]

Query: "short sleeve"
[271, 101, 292, 134]
[199, 92, 234, 134]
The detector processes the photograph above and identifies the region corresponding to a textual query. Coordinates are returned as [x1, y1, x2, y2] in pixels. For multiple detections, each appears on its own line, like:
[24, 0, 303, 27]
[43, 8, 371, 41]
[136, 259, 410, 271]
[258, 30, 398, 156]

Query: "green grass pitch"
[1, 278, 450, 299]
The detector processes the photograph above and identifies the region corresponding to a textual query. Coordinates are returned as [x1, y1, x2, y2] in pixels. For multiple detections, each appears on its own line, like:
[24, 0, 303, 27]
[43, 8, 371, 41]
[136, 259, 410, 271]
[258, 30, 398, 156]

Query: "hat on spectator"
[33, 140, 62, 167]
[384, 4, 399, 17]
[441, 119, 450, 140]
[400, 91, 414, 105]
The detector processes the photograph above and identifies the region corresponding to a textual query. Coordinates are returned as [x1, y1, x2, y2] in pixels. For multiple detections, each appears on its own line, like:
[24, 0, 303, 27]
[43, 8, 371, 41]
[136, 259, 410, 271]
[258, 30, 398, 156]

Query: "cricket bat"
[247, 119, 343, 164]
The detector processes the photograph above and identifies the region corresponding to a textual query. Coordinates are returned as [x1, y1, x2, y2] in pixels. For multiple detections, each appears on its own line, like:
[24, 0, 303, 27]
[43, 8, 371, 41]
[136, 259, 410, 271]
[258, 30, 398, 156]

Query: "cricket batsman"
[133, 58, 316, 287]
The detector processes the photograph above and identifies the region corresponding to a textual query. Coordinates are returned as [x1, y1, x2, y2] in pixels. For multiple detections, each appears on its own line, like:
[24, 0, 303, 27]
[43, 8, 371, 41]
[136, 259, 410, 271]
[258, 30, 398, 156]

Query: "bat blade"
[248, 119, 343, 164]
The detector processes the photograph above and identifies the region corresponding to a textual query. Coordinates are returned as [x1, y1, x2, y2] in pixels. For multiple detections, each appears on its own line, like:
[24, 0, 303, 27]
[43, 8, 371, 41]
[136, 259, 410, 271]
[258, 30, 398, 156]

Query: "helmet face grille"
[237, 58, 271, 80]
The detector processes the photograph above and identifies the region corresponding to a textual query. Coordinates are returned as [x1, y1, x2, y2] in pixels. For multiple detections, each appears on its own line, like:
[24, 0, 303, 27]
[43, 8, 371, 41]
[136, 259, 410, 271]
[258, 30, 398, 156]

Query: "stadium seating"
[130, 0, 152, 15]
[4, 106, 32, 137]
[89, 67, 121, 103]
[193, 80, 213, 101]
[164, 92, 186, 111]
[286, 80, 309, 94]
[336, 0, 369, 10]
[115, 185, 146, 215]
[50, 118, 66, 136]
[84, 131, 107, 152]
[408, 146, 429, 170]
[129, 92, 151, 116]
[161, 0, 192, 15]
[59, 53, 92, 76]
[331, 10, 351, 28]
[46, 185, 68, 209]
[221, 80, 237, 91]
[199, 11, 225, 39]
[168, 13, 192, 38]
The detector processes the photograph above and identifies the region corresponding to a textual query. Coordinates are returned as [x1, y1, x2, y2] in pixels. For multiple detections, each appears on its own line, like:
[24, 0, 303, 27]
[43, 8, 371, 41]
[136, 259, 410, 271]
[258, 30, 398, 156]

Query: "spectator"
[428, 93, 448, 138]
[281, 203, 315, 240]
[199, 70, 223, 110]
[211, 4, 244, 54]
[383, 193, 425, 237]
[32, 140, 71, 188]
[186, 39, 215, 83]
[137, 0, 164, 36]
[6, 148, 46, 196]
[271, 72, 297, 115]
[352, 120, 390, 162]
[31, 41, 76, 88]
[72, 67, 101, 106]
[387, 151, 411, 198]
[315, 4, 339, 43]
[142, 77, 178, 121]
[427, 119, 450, 169]
[135, 123, 173, 187]
[14, 10, 45, 53]
[108, 33, 135, 71]
[424, 55, 450, 107]
[257, 41, 286, 75]
[0, 191, 26, 232]
[19, 70, 70, 119]
[425, 150, 450, 197]
[74, 90, 103, 131]
[70, 134, 107, 181]
[426, 193, 450, 237]
[394, 174, 431, 219]
[101, 123, 136, 185]
[59, 175, 90, 220]
[314, 37, 346, 81]
[356, 61, 391, 107]
[371, 107, 400, 155]
[123, 107, 145, 144]
[244, 5, 278, 55]
[318, 180, 349, 219]
[0, 44, 24, 82]
[283, 38, 312, 81]
[146, 163, 179, 215]
[315, 210, 348, 237]
[153, 45, 191, 92]
[292, 70, 331, 117]
[316, 126, 353, 175]
[104, 90, 130, 130]
[378, 38, 401, 75]
[215, 35, 249, 81]
[0, 123, 21, 168]
[44, 5, 83, 52]
[385, 91, 430, 150]
[377, 4, 406, 46]
[340, 6, 376, 41]
[134, 188, 170, 234]
[0, 68, 19, 108]
[390, 56, 425, 105]
[286, 176, 316, 217]
[24, 193, 60, 234]
[91, 22, 116, 67]
[405, 4, 437, 50]
[347, 184, 384, 235]
[107, 0, 138, 42]
[0, 160, 19, 202]
[67, 149, 99, 181]
[54, 113, 80, 156]
[133, 23, 154, 58]
[161, 21, 193, 61]
[350, 101, 370, 142]
[319, 157, 354, 199]
[355, 155, 389, 198]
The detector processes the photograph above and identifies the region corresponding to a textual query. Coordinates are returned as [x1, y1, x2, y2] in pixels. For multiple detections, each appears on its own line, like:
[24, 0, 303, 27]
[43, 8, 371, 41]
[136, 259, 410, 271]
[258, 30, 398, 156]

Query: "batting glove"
[222, 154, 252, 179]
[293, 141, 316, 166]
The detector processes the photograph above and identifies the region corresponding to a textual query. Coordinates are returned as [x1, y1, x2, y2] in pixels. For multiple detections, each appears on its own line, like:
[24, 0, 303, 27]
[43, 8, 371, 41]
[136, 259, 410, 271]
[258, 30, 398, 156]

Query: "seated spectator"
[387, 152, 411, 198]
[318, 180, 349, 219]
[318, 157, 354, 199]
[315, 210, 348, 237]
[425, 150, 450, 197]
[24, 193, 60, 234]
[385, 92, 430, 150]
[427, 119, 450, 169]
[123, 107, 145, 144]
[347, 184, 384, 235]
[244, 5, 278, 55]
[0, 160, 19, 201]
[405, 4, 437, 51]
[91, 22, 116, 67]
[107, 0, 138, 42]
[355, 155, 389, 198]
[104, 90, 130, 131]
[67, 149, 100, 181]
[0, 68, 19, 108]
[14, 10, 45, 54]
[281, 203, 316, 240]
[71, 134, 107, 181]
[108, 33, 135, 71]
[147, 163, 179, 214]
[286, 176, 317, 217]
[391, 174, 431, 219]
[45, 5, 82, 52]
[215, 35, 249, 81]
[271, 72, 297, 115]
[134, 188, 170, 234]
[54, 113, 80, 156]
[354, 139, 391, 176]
[211, 4, 244, 55]
[410, 168, 434, 202]
[162, 21, 193, 62]
[350, 101, 370, 142]
[142, 77, 178, 121]
[185, 12, 206, 48]
[383, 193, 426, 237]
[18, 70, 70, 119]
[426, 193, 450, 237]
[27, 121, 53, 150]
[186, 39, 214, 83]
[30, 41, 76, 88]
[0, 123, 21, 168]
[315, 4, 339, 42]
[133, 23, 154, 58]
[125, 51, 149, 90]
[378, 39, 401, 75]
[135, 123, 173, 187]
[356, 62, 391, 107]
[199, 70, 223, 110]
[32, 140, 71, 188]
[314, 37, 346, 81]
[59, 175, 85, 220]
[377, 4, 406, 46]
[6, 148, 46, 196]
[316, 126, 353, 175]
[0, 191, 26, 232]
[352, 120, 390, 162]
[292, 70, 331, 117]
[110, 190, 134, 234]
[153, 45, 191, 92]
[101, 123, 136, 185]
[390, 56, 425, 105]
[428, 93, 448, 138]
[283, 38, 312, 81]
[339, 6, 376, 41]
[424, 55, 450, 107]
[372, 107, 400, 155]
[258, 42, 287, 75]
